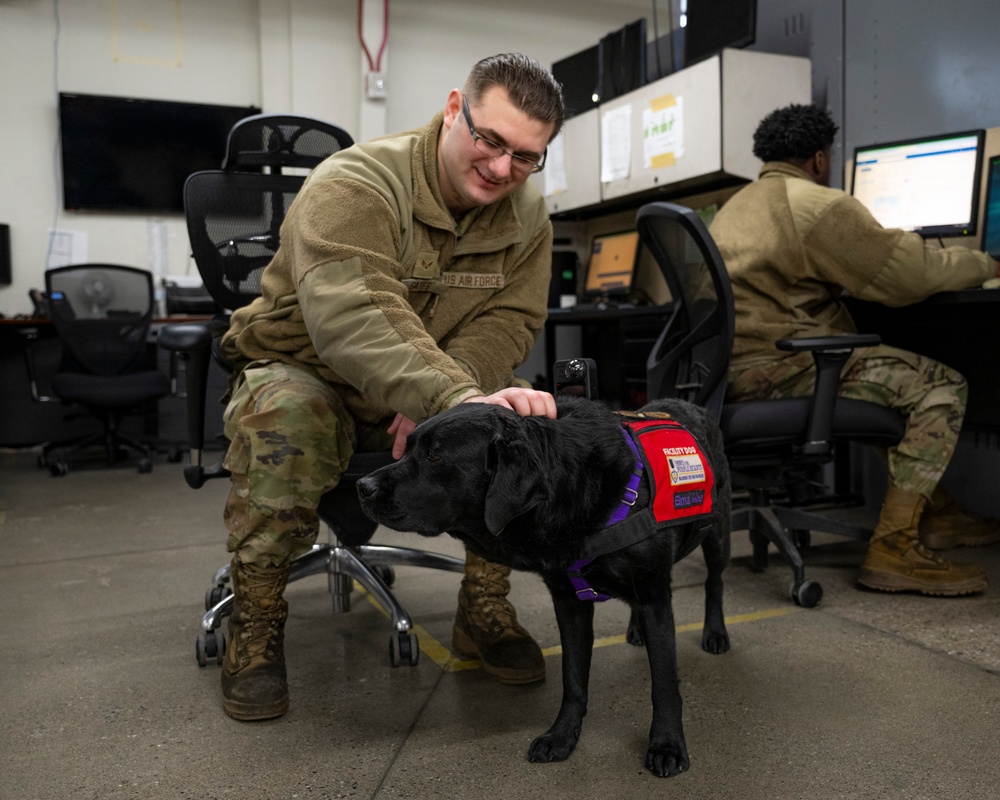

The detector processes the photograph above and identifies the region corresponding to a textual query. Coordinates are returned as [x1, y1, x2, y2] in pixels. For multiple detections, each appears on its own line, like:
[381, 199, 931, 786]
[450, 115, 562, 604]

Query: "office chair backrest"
[45, 264, 155, 376]
[186, 114, 355, 313]
[222, 114, 354, 172]
[636, 202, 734, 421]
[184, 171, 306, 311]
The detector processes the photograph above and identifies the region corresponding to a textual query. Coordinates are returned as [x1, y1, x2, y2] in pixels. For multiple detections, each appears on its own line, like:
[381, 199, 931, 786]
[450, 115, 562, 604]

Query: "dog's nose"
[356, 476, 377, 499]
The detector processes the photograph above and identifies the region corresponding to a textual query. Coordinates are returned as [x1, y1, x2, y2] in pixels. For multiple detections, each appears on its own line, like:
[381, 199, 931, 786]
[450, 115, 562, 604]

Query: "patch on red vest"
[618, 413, 714, 523]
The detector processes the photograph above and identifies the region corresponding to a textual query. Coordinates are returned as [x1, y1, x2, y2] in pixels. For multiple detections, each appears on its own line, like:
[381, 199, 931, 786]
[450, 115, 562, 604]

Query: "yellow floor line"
[358, 585, 799, 673]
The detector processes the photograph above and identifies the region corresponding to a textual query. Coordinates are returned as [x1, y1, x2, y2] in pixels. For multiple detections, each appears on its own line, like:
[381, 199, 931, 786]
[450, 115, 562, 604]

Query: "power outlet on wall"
[365, 72, 387, 100]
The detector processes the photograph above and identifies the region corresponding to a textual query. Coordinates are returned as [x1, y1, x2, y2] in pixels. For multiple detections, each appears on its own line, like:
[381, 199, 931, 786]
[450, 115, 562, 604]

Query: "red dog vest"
[568, 411, 715, 601]
[622, 415, 715, 523]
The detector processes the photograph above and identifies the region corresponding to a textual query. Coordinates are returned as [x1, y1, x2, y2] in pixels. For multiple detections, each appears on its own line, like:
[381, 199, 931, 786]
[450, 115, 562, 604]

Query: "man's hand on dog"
[388, 387, 557, 458]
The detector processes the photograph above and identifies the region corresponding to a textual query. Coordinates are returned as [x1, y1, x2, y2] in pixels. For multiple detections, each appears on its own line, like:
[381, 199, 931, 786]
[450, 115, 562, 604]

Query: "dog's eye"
[426, 450, 440, 463]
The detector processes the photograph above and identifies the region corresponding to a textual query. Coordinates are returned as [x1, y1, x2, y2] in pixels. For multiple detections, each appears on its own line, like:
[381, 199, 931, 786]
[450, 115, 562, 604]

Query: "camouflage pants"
[222, 360, 394, 568]
[727, 344, 967, 498]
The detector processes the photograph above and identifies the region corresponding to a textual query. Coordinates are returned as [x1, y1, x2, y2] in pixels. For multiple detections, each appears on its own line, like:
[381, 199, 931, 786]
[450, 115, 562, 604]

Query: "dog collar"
[567, 428, 643, 602]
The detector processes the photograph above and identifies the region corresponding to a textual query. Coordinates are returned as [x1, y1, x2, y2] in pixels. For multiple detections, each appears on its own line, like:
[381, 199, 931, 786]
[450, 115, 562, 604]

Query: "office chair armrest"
[157, 321, 215, 353]
[775, 333, 881, 354]
[775, 333, 882, 457]
[157, 320, 230, 489]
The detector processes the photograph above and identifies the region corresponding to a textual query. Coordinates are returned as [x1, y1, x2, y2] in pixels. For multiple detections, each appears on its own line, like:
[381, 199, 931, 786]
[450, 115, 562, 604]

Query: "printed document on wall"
[643, 95, 684, 170]
[600, 105, 632, 182]
[46, 229, 88, 269]
[544, 132, 568, 197]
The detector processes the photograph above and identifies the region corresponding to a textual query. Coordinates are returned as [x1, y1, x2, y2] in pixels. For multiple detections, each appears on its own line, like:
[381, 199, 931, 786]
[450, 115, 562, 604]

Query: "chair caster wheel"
[196, 628, 228, 667]
[374, 564, 395, 587]
[50, 461, 68, 477]
[791, 529, 811, 548]
[138, 459, 153, 473]
[390, 632, 419, 667]
[791, 579, 823, 608]
[205, 584, 233, 610]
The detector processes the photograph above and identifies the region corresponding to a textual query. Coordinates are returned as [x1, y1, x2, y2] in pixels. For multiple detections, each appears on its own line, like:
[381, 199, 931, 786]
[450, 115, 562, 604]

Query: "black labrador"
[357, 395, 731, 778]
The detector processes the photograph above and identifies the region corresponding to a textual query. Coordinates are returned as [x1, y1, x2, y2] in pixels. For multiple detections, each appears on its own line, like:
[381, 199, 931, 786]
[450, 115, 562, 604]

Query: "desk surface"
[547, 303, 672, 323]
[915, 287, 1000, 305]
[0, 315, 214, 327]
[846, 288, 1000, 431]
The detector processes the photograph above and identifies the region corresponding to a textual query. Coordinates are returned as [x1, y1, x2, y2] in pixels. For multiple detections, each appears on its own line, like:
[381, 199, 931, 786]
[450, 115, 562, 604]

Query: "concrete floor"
[2, 448, 999, 800]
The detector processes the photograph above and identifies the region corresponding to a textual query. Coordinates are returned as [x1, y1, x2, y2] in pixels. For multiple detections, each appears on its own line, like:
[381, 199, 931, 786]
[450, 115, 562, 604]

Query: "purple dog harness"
[567, 412, 715, 602]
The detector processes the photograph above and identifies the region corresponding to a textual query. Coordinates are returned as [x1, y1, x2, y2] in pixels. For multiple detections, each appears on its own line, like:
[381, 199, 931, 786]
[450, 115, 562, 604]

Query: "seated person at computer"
[217, 53, 565, 720]
[709, 103, 1000, 597]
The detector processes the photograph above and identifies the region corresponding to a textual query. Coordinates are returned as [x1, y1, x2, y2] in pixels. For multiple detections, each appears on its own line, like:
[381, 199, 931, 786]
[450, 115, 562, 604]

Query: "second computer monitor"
[583, 230, 640, 300]
[851, 129, 985, 238]
[980, 154, 1000, 258]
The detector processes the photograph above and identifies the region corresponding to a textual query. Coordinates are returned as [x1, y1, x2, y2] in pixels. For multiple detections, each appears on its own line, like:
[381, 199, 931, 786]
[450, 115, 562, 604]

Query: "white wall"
[0, 0, 652, 317]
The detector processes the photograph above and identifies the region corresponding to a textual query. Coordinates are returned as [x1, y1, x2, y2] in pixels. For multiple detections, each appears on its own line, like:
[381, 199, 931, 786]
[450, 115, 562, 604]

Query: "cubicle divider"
[533, 48, 812, 218]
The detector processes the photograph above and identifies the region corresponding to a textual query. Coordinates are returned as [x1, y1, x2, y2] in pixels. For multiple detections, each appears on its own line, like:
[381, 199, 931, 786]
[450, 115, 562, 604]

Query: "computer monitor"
[583, 230, 640, 300]
[552, 45, 601, 120]
[980, 154, 1000, 258]
[684, 0, 757, 67]
[850, 129, 985, 238]
[599, 19, 648, 104]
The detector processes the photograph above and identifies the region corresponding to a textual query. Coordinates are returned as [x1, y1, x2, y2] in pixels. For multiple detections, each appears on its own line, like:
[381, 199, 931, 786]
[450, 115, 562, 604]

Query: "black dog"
[357, 395, 731, 778]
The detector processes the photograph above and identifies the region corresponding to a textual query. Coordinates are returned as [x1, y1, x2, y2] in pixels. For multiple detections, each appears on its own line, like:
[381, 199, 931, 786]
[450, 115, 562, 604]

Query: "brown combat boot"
[453, 551, 545, 684]
[918, 486, 1000, 550]
[859, 485, 987, 596]
[221, 561, 291, 720]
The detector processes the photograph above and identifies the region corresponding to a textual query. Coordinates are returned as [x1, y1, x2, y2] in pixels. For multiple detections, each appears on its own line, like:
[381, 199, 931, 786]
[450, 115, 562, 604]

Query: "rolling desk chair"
[635, 202, 906, 607]
[25, 263, 175, 476]
[159, 114, 464, 669]
[221, 112, 356, 173]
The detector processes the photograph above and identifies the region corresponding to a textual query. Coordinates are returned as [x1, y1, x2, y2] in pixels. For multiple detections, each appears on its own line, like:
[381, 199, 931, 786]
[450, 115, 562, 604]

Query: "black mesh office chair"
[636, 202, 906, 607]
[158, 114, 464, 669]
[221, 113, 356, 172]
[24, 264, 174, 476]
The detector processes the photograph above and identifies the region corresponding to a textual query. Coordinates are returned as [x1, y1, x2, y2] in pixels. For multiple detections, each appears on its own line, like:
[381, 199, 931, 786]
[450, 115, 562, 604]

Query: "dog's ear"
[484, 431, 544, 536]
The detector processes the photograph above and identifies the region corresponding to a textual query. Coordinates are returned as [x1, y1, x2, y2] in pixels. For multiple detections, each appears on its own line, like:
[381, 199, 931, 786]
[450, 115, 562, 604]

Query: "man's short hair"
[752, 103, 838, 163]
[464, 53, 566, 140]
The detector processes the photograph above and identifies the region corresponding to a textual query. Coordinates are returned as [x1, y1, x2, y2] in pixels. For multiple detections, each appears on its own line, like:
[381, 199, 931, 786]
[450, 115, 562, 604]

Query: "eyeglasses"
[461, 95, 546, 175]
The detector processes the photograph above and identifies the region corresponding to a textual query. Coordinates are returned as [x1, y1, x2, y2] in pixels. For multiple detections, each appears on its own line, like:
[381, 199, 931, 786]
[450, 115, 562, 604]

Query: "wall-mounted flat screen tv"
[59, 93, 260, 214]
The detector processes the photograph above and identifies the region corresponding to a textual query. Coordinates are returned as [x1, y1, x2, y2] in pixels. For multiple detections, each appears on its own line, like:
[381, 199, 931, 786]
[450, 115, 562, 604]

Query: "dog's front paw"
[528, 728, 580, 763]
[701, 625, 730, 654]
[645, 740, 690, 778]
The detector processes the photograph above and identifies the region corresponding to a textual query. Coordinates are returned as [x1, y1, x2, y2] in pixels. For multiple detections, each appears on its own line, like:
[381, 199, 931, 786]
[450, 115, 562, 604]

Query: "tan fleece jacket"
[222, 113, 553, 424]
[709, 161, 994, 369]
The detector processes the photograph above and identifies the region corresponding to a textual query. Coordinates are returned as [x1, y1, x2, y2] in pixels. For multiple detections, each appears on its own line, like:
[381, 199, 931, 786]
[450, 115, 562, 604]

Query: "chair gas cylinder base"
[195, 524, 466, 669]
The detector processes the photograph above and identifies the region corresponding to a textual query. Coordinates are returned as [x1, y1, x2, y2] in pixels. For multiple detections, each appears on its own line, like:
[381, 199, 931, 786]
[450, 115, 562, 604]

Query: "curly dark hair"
[752, 104, 838, 163]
